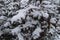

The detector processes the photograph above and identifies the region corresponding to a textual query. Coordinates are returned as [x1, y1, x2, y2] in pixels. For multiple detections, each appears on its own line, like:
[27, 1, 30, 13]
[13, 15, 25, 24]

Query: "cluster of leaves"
[0, 0, 60, 40]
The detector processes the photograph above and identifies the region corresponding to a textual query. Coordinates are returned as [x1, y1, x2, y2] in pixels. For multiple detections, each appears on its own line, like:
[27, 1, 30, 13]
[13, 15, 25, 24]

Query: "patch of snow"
[56, 27, 60, 33]
[32, 11, 42, 18]
[57, 20, 60, 26]
[3, 22, 10, 27]
[49, 28, 55, 34]
[49, 24, 55, 34]
[32, 27, 42, 39]
[0, 31, 3, 36]
[17, 33, 24, 40]
[21, 0, 29, 3]
[42, 1, 51, 5]
[3, 29, 11, 33]
[20, 0, 29, 7]
[41, 11, 49, 19]
[11, 26, 21, 35]
[11, 5, 40, 23]
[55, 34, 60, 40]
[50, 18, 57, 24]
[53, 0, 60, 5]
[0, 16, 7, 20]
[11, 9, 26, 23]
